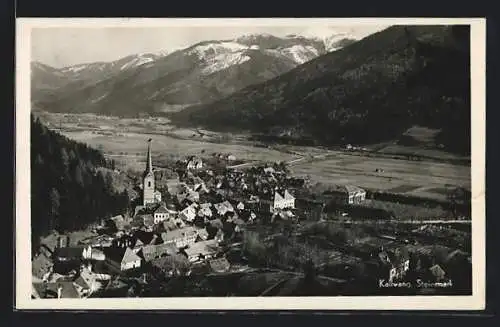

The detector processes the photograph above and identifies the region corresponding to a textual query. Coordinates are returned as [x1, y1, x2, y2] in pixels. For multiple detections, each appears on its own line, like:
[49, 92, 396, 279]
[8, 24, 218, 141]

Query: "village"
[31, 140, 472, 299]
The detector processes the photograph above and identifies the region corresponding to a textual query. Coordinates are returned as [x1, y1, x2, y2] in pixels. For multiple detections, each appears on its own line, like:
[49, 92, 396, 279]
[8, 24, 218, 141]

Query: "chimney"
[57, 285, 63, 299]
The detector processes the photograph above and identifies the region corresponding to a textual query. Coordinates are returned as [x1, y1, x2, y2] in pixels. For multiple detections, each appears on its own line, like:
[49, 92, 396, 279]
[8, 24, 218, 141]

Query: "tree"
[74, 164, 84, 187]
[49, 188, 61, 231]
[447, 187, 471, 218]
[60, 148, 69, 170]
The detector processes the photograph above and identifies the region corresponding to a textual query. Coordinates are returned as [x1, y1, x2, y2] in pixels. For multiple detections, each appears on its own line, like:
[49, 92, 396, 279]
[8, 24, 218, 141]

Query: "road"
[333, 219, 471, 225]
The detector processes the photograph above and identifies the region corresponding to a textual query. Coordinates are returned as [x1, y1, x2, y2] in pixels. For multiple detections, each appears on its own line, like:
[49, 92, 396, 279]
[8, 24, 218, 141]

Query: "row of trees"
[31, 116, 130, 253]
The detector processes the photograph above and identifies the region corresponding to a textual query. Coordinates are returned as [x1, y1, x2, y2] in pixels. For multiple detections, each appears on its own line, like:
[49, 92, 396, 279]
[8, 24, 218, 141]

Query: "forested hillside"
[31, 116, 129, 252]
[171, 25, 471, 155]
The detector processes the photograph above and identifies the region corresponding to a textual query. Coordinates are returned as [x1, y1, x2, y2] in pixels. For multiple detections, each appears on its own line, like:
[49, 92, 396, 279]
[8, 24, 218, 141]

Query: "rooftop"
[184, 239, 219, 257]
[161, 226, 199, 243]
[33, 281, 81, 299]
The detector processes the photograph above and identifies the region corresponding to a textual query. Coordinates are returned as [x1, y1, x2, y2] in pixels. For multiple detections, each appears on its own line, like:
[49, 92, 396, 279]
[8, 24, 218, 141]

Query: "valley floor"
[34, 112, 471, 203]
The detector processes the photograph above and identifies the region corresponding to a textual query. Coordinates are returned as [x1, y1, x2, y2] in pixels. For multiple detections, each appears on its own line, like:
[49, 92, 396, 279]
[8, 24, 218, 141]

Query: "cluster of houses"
[36, 139, 441, 298]
[31, 142, 304, 299]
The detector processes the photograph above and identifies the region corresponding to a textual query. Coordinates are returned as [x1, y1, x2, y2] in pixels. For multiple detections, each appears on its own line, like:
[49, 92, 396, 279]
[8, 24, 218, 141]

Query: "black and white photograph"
[15, 18, 485, 310]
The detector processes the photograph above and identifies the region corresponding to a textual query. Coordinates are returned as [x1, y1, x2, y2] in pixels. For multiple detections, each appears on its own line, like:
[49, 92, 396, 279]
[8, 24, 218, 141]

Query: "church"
[142, 139, 162, 206]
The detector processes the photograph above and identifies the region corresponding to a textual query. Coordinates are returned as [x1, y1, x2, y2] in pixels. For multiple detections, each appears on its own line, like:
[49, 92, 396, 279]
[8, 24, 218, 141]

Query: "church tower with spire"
[142, 139, 156, 206]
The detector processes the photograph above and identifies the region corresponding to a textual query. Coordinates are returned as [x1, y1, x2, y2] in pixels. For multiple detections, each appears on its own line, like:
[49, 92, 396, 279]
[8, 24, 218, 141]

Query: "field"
[38, 113, 471, 202]
[61, 130, 300, 169]
[289, 153, 470, 201]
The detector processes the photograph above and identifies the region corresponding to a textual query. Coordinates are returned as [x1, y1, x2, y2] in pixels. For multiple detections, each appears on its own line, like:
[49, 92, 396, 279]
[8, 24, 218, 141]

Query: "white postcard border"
[15, 17, 486, 311]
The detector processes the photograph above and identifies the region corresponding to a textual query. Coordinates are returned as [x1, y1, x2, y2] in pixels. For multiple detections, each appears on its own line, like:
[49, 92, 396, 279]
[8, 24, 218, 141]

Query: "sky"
[31, 24, 389, 68]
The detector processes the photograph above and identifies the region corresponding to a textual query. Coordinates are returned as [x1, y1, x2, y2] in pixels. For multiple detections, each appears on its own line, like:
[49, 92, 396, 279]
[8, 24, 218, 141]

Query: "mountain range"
[31, 33, 357, 116]
[170, 25, 471, 154]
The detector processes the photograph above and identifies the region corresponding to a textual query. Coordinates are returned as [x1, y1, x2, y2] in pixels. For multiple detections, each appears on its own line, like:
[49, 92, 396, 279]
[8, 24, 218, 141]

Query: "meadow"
[289, 153, 470, 201]
[41, 113, 471, 202]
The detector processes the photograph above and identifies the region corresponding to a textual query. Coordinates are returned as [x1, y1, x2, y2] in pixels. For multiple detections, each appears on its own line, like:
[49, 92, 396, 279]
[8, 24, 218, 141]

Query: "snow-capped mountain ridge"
[33, 32, 359, 83]
[31, 30, 375, 116]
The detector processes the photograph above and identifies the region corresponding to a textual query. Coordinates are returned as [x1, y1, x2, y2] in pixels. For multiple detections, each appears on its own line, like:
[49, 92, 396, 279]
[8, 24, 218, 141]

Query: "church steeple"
[142, 138, 156, 206]
[146, 138, 153, 174]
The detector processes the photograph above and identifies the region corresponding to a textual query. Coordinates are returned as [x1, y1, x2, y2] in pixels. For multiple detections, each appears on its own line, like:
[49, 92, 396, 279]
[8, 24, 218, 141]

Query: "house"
[379, 248, 410, 282]
[196, 228, 209, 241]
[134, 230, 161, 246]
[429, 264, 447, 281]
[140, 243, 178, 262]
[187, 157, 203, 170]
[197, 203, 213, 218]
[272, 190, 295, 211]
[161, 226, 199, 249]
[32, 281, 81, 299]
[272, 209, 295, 222]
[32, 252, 53, 280]
[153, 190, 163, 203]
[183, 239, 219, 263]
[104, 247, 142, 272]
[133, 238, 145, 252]
[179, 204, 197, 222]
[154, 205, 169, 224]
[236, 202, 245, 211]
[163, 217, 185, 231]
[82, 246, 106, 261]
[78, 235, 114, 248]
[177, 188, 200, 204]
[141, 214, 155, 230]
[226, 154, 237, 161]
[214, 201, 234, 216]
[208, 257, 231, 273]
[113, 234, 135, 248]
[73, 266, 104, 297]
[328, 185, 366, 205]
[52, 247, 85, 262]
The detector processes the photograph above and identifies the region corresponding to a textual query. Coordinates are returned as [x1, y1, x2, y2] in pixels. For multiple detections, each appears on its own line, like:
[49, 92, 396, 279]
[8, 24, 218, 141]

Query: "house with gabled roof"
[104, 247, 142, 272]
[179, 204, 197, 222]
[73, 266, 106, 297]
[187, 157, 203, 170]
[214, 200, 234, 216]
[429, 264, 447, 281]
[154, 205, 169, 224]
[161, 226, 198, 249]
[182, 239, 219, 263]
[271, 189, 295, 211]
[379, 248, 410, 282]
[163, 217, 185, 231]
[198, 203, 213, 218]
[327, 184, 366, 205]
[140, 243, 178, 262]
[196, 228, 209, 241]
[209, 257, 231, 273]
